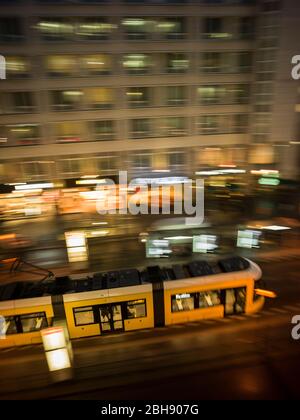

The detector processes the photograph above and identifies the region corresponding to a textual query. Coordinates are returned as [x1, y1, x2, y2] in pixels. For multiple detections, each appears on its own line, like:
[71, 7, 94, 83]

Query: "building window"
[239, 17, 255, 40]
[198, 115, 220, 134]
[51, 90, 83, 111]
[45, 55, 77, 77]
[97, 156, 117, 174]
[126, 87, 150, 107]
[130, 119, 152, 138]
[122, 17, 154, 40]
[55, 121, 84, 143]
[233, 114, 248, 133]
[168, 152, 185, 168]
[132, 154, 152, 170]
[203, 17, 223, 39]
[6, 124, 40, 145]
[126, 300, 146, 319]
[82, 54, 112, 75]
[37, 18, 74, 41]
[74, 307, 95, 326]
[11, 92, 35, 113]
[197, 84, 250, 105]
[0, 17, 23, 42]
[201, 52, 222, 73]
[76, 17, 114, 40]
[20, 312, 48, 333]
[123, 54, 152, 74]
[197, 114, 248, 135]
[166, 86, 186, 106]
[6, 56, 30, 78]
[93, 120, 115, 141]
[158, 117, 187, 137]
[85, 88, 114, 109]
[158, 17, 186, 39]
[197, 85, 226, 105]
[59, 159, 81, 176]
[166, 53, 189, 73]
[20, 161, 51, 180]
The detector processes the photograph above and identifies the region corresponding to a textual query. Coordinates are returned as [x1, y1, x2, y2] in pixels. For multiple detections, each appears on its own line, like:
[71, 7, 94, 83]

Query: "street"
[0, 259, 299, 400]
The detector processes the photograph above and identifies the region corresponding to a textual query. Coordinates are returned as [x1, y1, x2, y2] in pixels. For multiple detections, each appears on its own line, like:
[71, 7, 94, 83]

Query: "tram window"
[199, 290, 221, 308]
[20, 312, 48, 333]
[172, 293, 195, 312]
[1, 316, 18, 335]
[74, 306, 95, 326]
[126, 300, 146, 319]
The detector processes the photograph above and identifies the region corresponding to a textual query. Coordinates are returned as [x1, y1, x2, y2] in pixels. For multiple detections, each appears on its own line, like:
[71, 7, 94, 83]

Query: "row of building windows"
[0, 145, 262, 182]
[0, 85, 251, 114]
[0, 16, 255, 42]
[2, 52, 252, 79]
[0, 114, 248, 145]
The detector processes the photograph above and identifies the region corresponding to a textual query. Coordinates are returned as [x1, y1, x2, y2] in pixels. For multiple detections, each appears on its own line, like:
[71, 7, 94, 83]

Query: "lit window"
[20, 312, 48, 333]
[122, 17, 155, 39]
[85, 88, 114, 109]
[1, 316, 17, 335]
[171, 290, 221, 312]
[126, 300, 146, 319]
[76, 18, 115, 40]
[74, 307, 95, 326]
[51, 90, 83, 111]
[199, 291, 221, 308]
[55, 121, 83, 143]
[82, 54, 112, 75]
[126, 87, 150, 107]
[172, 293, 195, 312]
[166, 53, 189, 73]
[45, 55, 77, 77]
[203, 17, 232, 40]
[6, 56, 30, 78]
[158, 17, 185, 39]
[37, 18, 74, 41]
[123, 54, 152, 74]
[6, 124, 40, 145]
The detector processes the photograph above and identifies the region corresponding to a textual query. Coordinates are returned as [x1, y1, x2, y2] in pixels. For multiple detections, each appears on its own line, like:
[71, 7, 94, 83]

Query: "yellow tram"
[0, 257, 268, 348]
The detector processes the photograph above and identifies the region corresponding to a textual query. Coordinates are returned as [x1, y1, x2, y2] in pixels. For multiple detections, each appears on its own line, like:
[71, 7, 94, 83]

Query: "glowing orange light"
[254, 289, 277, 299]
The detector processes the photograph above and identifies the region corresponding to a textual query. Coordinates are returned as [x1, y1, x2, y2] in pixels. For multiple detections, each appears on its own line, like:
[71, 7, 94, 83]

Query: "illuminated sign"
[193, 235, 218, 253]
[176, 294, 191, 299]
[65, 231, 88, 262]
[258, 177, 280, 186]
[146, 239, 172, 258]
[237, 230, 261, 249]
[41, 327, 72, 373]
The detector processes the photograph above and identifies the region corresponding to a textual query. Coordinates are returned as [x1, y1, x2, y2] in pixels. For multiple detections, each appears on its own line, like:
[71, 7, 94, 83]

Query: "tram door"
[99, 304, 124, 333]
[221, 287, 246, 315]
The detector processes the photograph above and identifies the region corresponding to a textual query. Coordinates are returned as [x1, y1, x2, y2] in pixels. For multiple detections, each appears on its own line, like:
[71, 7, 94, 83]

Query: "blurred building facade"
[0, 0, 299, 184]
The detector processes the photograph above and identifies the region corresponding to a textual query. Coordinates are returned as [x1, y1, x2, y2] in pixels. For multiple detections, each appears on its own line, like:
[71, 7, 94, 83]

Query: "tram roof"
[0, 256, 253, 302]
